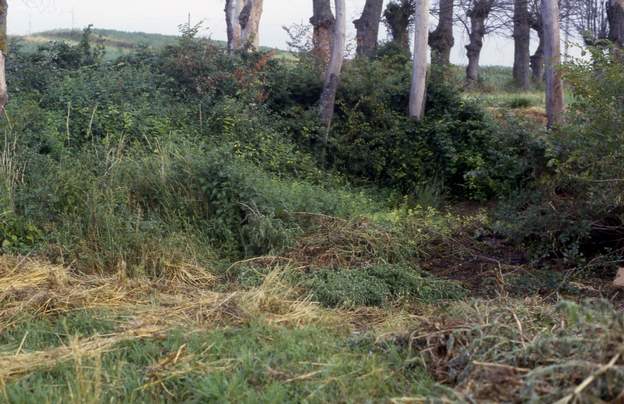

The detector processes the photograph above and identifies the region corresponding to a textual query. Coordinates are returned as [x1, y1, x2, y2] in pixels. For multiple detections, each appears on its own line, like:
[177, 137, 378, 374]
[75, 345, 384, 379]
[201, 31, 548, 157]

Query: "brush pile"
[402, 298, 624, 402]
[283, 214, 405, 270]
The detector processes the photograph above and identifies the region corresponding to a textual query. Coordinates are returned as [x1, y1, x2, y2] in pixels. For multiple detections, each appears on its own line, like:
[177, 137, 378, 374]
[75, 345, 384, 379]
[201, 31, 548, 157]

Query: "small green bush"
[0, 212, 42, 253]
[302, 264, 466, 308]
[506, 96, 534, 109]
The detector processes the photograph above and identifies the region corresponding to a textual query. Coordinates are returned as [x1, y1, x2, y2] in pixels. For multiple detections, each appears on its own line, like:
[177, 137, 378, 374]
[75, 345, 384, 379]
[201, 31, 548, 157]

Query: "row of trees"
[222, 0, 584, 127]
[0, 0, 620, 127]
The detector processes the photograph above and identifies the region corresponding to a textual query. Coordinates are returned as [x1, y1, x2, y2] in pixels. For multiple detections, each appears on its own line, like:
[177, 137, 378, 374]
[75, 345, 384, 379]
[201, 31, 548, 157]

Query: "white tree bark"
[319, 0, 346, 128]
[240, 0, 264, 49]
[542, 0, 564, 128]
[225, 0, 242, 53]
[409, 0, 429, 120]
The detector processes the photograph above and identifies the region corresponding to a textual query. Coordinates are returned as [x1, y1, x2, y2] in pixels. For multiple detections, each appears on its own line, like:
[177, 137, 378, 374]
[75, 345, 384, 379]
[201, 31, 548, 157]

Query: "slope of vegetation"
[1, 26, 624, 402]
[11, 28, 180, 60]
[12, 27, 287, 61]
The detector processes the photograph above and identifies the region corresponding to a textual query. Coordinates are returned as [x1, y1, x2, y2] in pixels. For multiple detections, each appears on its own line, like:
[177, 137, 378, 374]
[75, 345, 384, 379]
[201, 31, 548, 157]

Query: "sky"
[8, 0, 537, 66]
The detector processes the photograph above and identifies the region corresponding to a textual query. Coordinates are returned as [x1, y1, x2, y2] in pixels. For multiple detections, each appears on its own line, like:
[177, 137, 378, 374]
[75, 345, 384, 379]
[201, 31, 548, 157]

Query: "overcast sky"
[9, 0, 533, 66]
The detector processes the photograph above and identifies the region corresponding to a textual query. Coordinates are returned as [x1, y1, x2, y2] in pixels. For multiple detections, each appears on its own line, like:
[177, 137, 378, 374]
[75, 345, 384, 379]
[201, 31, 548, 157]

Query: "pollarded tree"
[383, 0, 415, 51]
[607, 0, 624, 47]
[429, 0, 455, 66]
[225, 0, 243, 52]
[0, 0, 7, 112]
[529, 0, 545, 82]
[239, 0, 264, 49]
[410, 0, 429, 120]
[310, 0, 335, 64]
[542, 0, 564, 127]
[319, 0, 346, 129]
[565, 0, 623, 54]
[458, 0, 508, 84]
[225, 0, 263, 51]
[354, 0, 385, 57]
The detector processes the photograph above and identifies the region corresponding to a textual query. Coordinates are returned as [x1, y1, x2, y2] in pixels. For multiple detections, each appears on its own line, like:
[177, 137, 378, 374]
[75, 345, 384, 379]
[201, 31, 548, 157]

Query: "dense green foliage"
[268, 51, 543, 200]
[302, 264, 466, 307]
[0, 26, 540, 267]
[495, 47, 624, 265]
[4, 24, 623, 274]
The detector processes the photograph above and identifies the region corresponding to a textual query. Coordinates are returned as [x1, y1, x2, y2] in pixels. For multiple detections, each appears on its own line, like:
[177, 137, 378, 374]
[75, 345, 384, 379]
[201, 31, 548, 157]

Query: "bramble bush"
[265, 51, 544, 201]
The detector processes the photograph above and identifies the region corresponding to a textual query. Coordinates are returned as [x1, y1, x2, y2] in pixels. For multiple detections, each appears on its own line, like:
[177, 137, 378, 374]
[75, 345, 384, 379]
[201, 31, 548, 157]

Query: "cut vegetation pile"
[0, 256, 337, 381]
[401, 298, 624, 402]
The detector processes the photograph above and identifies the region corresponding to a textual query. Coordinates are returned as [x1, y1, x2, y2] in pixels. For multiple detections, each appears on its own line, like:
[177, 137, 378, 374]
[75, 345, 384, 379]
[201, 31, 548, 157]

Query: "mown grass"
[0, 257, 445, 403]
[2, 320, 436, 403]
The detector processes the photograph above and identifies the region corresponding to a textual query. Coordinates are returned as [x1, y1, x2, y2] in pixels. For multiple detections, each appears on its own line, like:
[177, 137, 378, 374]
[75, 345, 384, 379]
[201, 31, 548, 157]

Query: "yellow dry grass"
[0, 256, 353, 383]
[0, 325, 167, 380]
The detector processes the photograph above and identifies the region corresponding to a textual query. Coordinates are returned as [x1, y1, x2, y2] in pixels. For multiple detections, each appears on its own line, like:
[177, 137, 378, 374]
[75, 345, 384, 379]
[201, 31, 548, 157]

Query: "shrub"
[332, 69, 526, 200]
[506, 96, 534, 109]
[494, 47, 624, 263]
[267, 55, 540, 201]
[0, 212, 42, 253]
[302, 264, 466, 308]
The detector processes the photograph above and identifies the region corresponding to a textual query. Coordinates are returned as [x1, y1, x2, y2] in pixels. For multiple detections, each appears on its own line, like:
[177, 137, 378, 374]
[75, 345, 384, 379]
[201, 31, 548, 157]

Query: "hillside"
[10, 28, 290, 60]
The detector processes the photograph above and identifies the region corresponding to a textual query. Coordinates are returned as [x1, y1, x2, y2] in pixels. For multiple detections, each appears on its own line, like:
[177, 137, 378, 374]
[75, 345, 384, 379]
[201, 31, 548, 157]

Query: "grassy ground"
[2, 207, 623, 402]
[0, 256, 439, 402]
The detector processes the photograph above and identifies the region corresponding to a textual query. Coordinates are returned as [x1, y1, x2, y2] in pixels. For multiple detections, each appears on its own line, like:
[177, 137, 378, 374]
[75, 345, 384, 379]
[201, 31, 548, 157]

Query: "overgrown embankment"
[2, 26, 624, 403]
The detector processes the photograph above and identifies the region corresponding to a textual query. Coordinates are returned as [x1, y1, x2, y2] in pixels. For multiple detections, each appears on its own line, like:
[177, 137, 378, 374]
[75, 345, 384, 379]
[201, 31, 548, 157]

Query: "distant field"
[9, 28, 291, 61]
[9, 28, 181, 60]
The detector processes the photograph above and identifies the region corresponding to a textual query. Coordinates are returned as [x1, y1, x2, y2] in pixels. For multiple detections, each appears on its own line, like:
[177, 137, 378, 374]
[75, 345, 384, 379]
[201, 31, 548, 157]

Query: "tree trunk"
[542, 0, 564, 128]
[531, 32, 544, 83]
[513, 0, 531, 89]
[410, 0, 430, 120]
[225, 0, 243, 53]
[531, 14, 544, 83]
[240, 0, 264, 49]
[429, 0, 454, 66]
[608, 0, 624, 47]
[310, 0, 335, 64]
[0, 0, 7, 113]
[354, 0, 384, 58]
[319, 0, 346, 129]
[465, 0, 490, 85]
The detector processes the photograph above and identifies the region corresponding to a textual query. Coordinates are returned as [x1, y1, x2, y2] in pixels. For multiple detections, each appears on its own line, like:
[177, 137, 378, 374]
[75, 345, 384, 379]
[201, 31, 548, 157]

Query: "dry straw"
[0, 256, 347, 384]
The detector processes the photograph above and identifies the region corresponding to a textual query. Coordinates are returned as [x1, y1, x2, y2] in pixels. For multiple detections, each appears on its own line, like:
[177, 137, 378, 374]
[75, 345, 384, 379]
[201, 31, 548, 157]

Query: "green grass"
[10, 29, 181, 61]
[0, 311, 119, 353]
[301, 265, 467, 308]
[1, 317, 435, 403]
[465, 91, 545, 108]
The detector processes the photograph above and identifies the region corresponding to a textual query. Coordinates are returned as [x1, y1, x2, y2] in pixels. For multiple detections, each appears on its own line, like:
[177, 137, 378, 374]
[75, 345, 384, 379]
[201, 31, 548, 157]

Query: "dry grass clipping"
[0, 256, 345, 383]
[0, 325, 168, 381]
[283, 214, 400, 270]
[399, 297, 624, 402]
